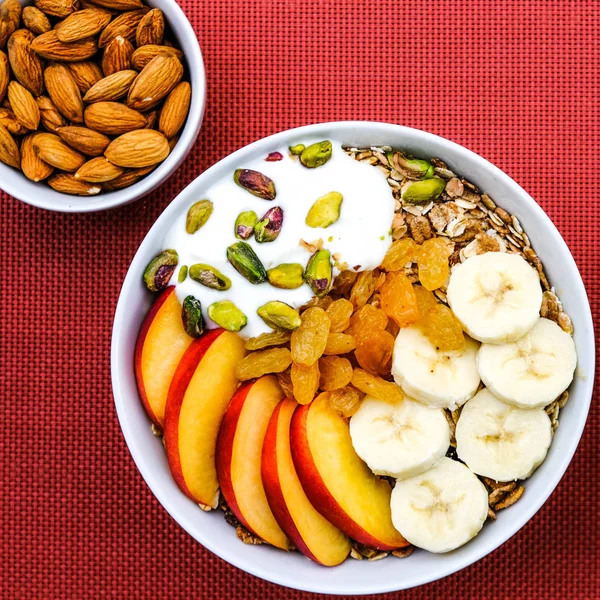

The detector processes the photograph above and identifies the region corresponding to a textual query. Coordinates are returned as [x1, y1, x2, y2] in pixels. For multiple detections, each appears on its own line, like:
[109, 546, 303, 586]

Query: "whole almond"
[102, 35, 133, 75]
[103, 164, 154, 190]
[98, 8, 147, 48]
[8, 29, 44, 97]
[56, 8, 112, 43]
[131, 44, 183, 71]
[22, 6, 51, 35]
[136, 8, 164, 47]
[21, 133, 54, 181]
[67, 61, 103, 93]
[33, 132, 86, 171]
[159, 81, 191, 139]
[105, 128, 169, 168]
[90, 0, 142, 10]
[31, 31, 98, 62]
[84, 101, 145, 135]
[44, 63, 84, 122]
[36, 95, 67, 132]
[144, 109, 157, 129]
[0, 106, 28, 134]
[34, 0, 79, 18]
[83, 69, 137, 103]
[75, 156, 124, 182]
[48, 172, 101, 195]
[0, 49, 8, 103]
[8, 81, 40, 130]
[57, 125, 110, 156]
[0, 0, 21, 49]
[0, 121, 19, 167]
[127, 54, 183, 111]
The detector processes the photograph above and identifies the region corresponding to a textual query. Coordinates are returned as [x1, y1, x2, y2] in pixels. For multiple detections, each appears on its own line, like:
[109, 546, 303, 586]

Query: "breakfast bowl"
[111, 121, 594, 594]
[0, 0, 205, 213]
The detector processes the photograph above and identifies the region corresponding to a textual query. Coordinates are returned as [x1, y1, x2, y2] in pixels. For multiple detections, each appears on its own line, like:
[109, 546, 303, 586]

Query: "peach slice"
[290, 393, 408, 550]
[134, 286, 193, 427]
[164, 329, 246, 507]
[262, 398, 351, 565]
[216, 376, 291, 550]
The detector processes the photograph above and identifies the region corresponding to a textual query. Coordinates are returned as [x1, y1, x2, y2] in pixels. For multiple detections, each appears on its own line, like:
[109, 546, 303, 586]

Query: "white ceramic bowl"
[0, 0, 205, 213]
[111, 122, 595, 594]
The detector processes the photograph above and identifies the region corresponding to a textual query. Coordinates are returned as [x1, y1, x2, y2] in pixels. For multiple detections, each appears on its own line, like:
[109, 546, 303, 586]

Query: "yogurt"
[163, 140, 395, 337]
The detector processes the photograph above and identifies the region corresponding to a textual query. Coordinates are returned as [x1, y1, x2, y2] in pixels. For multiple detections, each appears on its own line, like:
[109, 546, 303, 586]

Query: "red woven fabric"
[2, 0, 599, 598]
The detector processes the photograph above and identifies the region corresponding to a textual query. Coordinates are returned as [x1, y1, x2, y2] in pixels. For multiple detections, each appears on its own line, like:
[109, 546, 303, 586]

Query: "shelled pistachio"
[267, 263, 304, 289]
[143, 249, 178, 292]
[233, 168, 276, 200]
[181, 295, 205, 338]
[305, 191, 343, 228]
[208, 300, 247, 332]
[189, 263, 232, 291]
[186, 199, 213, 234]
[300, 140, 332, 168]
[257, 301, 302, 331]
[226, 242, 267, 284]
[255, 206, 283, 243]
[305, 249, 333, 297]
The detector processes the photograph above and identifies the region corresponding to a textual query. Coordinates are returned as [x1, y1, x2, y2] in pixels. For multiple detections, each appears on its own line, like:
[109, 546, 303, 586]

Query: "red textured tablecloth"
[2, 1, 599, 598]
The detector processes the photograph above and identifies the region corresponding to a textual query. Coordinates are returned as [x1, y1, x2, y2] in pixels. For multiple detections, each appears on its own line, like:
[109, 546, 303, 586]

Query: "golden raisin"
[235, 348, 292, 381]
[379, 271, 419, 327]
[329, 386, 364, 418]
[332, 269, 358, 295]
[277, 368, 294, 397]
[291, 361, 320, 405]
[418, 238, 449, 291]
[319, 356, 353, 391]
[326, 298, 354, 333]
[354, 330, 395, 376]
[290, 307, 331, 366]
[351, 368, 404, 404]
[421, 304, 465, 351]
[347, 304, 388, 341]
[323, 332, 356, 355]
[413, 284, 437, 319]
[350, 270, 378, 309]
[245, 330, 291, 350]
[381, 238, 417, 271]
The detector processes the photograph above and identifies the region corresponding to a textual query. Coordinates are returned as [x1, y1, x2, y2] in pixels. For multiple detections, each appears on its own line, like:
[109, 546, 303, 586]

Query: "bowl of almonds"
[0, 0, 205, 212]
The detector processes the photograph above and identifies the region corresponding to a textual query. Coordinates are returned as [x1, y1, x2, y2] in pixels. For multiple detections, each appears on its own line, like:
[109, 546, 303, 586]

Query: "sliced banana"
[446, 252, 542, 344]
[456, 389, 552, 481]
[349, 395, 450, 480]
[390, 457, 488, 553]
[392, 325, 480, 410]
[477, 317, 576, 409]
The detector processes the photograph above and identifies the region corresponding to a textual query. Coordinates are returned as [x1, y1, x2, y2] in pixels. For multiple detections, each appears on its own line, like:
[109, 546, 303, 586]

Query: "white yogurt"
[163, 140, 395, 337]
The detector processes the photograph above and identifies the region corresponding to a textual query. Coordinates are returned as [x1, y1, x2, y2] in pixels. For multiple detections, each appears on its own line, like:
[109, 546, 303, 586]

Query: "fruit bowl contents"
[133, 139, 577, 565]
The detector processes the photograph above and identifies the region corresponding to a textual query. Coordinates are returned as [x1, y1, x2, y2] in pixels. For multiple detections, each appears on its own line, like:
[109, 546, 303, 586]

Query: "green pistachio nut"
[208, 300, 247, 332]
[305, 191, 343, 228]
[300, 140, 333, 168]
[186, 199, 214, 234]
[391, 152, 434, 180]
[226, 241, 267, 284]
[233, 169, 276, 200]
[267, 263, 305, 289]
[401, 176, 446, 205]
[254, 206, 283, 243]
[189, 263, 232, 291]
[181, 295, 205, 338]
[235, 210, 258, 240]
[143, 249, 178, 292]
[305, 249, 333, 297]
[289, 143, 305, 156]
[257, 301, 302, 331]
[178, 265, 188, 283]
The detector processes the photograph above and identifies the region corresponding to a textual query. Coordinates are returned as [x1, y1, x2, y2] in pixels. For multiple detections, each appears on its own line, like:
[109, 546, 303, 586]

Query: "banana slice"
[456, 389, 552, 481]
[392, 325, 480, 410]
[477, 317, 577, 409]
[349, 395, 450, 480]
[446, 252, 542, 344]
[390, 457, 488, 553]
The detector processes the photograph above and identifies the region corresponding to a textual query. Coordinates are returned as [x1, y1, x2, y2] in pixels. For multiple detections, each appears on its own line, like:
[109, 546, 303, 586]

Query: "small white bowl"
[0, 0, 205, 213]
[111, 122, 595, 594]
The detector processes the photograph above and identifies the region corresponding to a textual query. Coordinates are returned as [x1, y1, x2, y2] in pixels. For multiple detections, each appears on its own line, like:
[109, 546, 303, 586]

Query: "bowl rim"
[0, 0, 206, 214]
[111, 120, 595, 594]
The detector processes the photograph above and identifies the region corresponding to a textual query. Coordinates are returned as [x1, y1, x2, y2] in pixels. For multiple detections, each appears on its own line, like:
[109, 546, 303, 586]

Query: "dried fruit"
[418, 238, 449, 291]
[104, 129, 170, 167]
[226, 242, 267, 284]
[304, 249, 332, 297]
[245, 330, 291, 351]
[8, 81, 40, 130]
[158, 81, 190, 139]
[255, 206, 283, 243]
[186, 199, 213, 234]
[189, 263, 231, 291]
[102, 35, 134, 75]
[0, 0, 21, 49]
[290, 307, 331, 366]
[325, 298, 353, 332]
[349, 270, 377, 309]
[33, 0, 78, 18]
[300, 140, 332, 168]
[8, 29, 44, 97]
[178, 265, 188, 283]
[267, 263, 304, 289]
[351, 369, 404, 404]
[347, 304, 388, 341]
[329, 386, 363, 418]
[208, 300, 247, 332]
[66, 61, 103, 93]
[131, 43, 183, 70]
[44, 63, 84, 123]
[421, 303, 465, 352]
[0, 122, 19, 168]
[143, 249, 178, 292]
[235, 347, 292, 381]
[380, 271, 419, 327]
[354, 330, 395, 376]
[136, 8, 164, 46]
[22, 7, 51, 35]
[277, 369, 294, 397]
[233, 168, 276, 200]
[323, 332, 356, 355]
[401, 176, 446, 205]
[55, 7, 112, 43]
[332, 269, 358, 295]
[381, 238, 417, 271]
[84, 102, 146, 135]
[98, 8, 148, 47]
[319, 356, 353, 391]
[21, 134, 54, 182]
[56, 126, 110, 157]
[413, 284, 437, 318]
[48, 172, 101, 195]
[305, 191, 343, 228]
[181, 295, 205, 338]
[291, 361, 320, 405]
[31, 31, 98, 62]
[389, 151, 434, 180]
[257, 301, 301, 331]
[234, 210, 258, 240]
[83, 70, 138, 103]
[33, 133, 86, 172]
[127, 53, 183, 111]
[289, 143, 304, 155]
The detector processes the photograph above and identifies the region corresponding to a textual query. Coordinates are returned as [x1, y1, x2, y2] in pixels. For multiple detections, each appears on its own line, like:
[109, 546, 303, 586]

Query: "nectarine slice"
[164, 329, 246, 508]
[216, 376, 291, 550]
[290, 393, 408, 550]
[135, 286, 193, 427]
[262, 398, 351, 565]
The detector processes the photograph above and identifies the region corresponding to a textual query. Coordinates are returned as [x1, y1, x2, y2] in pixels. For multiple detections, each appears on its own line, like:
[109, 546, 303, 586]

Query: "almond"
[66, 61, 103, 93]
[21, 133, 54, 181]
[8, 81, 40, 130]
[33, 132, 86, 171]
[144, 108, 157, 129]
[102, 35, 133, 75]
[0, 121, 19, 167]
[48, 172, 101, 195]
[84, 101, 145, 135]
[44, 63, 84, 123]
[31, 31, 98, 62]
[0, 106, 28, 134]
[98, 8, 148, 48]
[0, 0, 21, 49]
[90, 0, 142, 11]
[36, 95, 67, 132]
[8, 29, 45, 97]
[131, 44, 183, 71]
[22, 6, 52, 35]
[0, 49, 8, 103]
[136, 8, 164, 47]
[105, 128, 169, 168]
[127, 54, 183, 111]
[103, 164, 154, 190]
[75, 156, 124, 182]
[57, 125, 110, 156]
[34, 0, 79, 18]
[159, 81, 191, 139]
[56, 8, 112, 43]
[83, 69, 137, 103]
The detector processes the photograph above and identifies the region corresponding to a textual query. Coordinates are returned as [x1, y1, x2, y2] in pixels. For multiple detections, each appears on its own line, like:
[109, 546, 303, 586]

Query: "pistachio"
[300, 140, 332, 168]
[390, 151, 434, 180]
[234, 210, 258, 240]
[267, 263, 305, 289]
[265, 151, 283, 162]
[255, 206, 283, 243]
[305, 249, 333, 297]
[181, 295, 205, 338]
[257, 301, 302, 331]
[289, 143, 305, 156]
[208, 300, 247, 332]
[305, 191, 343, 228]
[226, 241, 267, 284]
[178, 265, 188, 283]
[401, 176, 446, 205]
[143, 249, 178, 292]
[189, 263, 232, 291]
[233, 168, 276, 200]
[186, 199, 213, 234]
